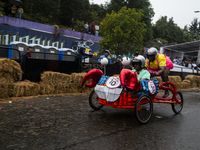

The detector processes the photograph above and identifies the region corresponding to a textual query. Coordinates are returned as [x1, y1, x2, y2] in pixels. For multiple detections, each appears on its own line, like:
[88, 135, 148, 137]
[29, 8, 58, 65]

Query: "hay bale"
[41, 71, 71, 87]
[196, 76, 200, 88]
[169, 76, 182, 84]
[0, 83, 14, 98]
[0, 72, 15, 83]
[71, 72, 87, 87]
[185, 75, 198, 88]
[174, 83, 181, 89]
[0, 58, 22, 82]
[39, 83, 56, 95]
[12, 80, 40, 97]
[180, 82, 189, 89]
[183, 79, 191, 88]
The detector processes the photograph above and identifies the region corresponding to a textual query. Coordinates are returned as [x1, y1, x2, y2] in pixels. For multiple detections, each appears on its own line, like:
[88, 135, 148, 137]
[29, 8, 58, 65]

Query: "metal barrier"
[21, 51, 80, 82]
[0, 45, 21, 61]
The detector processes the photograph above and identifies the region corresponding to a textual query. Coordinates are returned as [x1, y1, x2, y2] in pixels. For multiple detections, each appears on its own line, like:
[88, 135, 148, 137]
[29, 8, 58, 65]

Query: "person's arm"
[157, 66, 165, 75]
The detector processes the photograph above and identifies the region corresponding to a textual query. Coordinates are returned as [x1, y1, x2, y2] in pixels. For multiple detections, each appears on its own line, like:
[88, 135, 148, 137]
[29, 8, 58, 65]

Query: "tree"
[189, 18, 200, 40]
[182, 25, 191, 42]
[99, 7, 146, 56]
[153, 16, 184, 44]
[106, 0, 154, 42]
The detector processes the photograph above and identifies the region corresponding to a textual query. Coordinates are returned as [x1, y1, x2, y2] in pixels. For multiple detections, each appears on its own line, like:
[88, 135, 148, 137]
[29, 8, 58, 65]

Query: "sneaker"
[163, 90, 169, 98]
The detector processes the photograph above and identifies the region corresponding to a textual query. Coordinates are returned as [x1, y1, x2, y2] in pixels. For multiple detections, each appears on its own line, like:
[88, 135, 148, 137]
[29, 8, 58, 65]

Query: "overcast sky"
[89, 0, 200, 29]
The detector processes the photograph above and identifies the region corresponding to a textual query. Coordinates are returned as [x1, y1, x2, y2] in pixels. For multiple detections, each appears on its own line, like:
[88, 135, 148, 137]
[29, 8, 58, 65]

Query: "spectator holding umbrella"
[11, 5, 17, 17]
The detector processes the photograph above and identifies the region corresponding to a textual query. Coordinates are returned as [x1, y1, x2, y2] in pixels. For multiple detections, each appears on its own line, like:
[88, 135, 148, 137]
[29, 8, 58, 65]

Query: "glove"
[151, 71, 159, 77]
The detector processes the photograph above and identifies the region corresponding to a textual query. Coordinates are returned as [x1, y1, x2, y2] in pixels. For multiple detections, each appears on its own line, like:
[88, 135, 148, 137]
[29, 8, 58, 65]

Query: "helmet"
[146, 47, 158, 59]
[132, 55, 145, 68]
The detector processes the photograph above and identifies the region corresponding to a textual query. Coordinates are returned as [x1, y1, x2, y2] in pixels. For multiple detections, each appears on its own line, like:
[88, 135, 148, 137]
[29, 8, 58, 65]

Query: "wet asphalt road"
[0, 91, 200, 150]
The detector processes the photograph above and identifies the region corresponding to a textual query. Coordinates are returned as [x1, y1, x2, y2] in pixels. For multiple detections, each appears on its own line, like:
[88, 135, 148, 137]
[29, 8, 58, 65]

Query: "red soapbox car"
[82, 69, 183, 124]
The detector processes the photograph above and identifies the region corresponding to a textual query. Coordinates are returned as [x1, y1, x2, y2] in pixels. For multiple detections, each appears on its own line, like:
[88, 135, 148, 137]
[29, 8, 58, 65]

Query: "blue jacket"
[98, 55, 111, 64]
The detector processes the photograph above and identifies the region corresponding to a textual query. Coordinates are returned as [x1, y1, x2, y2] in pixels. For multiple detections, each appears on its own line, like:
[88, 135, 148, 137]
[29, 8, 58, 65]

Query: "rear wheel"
[171, 91, 183, 114]
[89, 90, 103, 110]
[135, 94, 153, 124]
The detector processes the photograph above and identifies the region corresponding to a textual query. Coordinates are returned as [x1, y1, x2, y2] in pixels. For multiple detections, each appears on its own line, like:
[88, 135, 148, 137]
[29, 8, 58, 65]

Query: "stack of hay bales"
[184, 75, 199, 88]
[12, 80, 40, 97]
[70, 72, 93, 93]
[0, 58, 21, 98]
[40, 71, 71, 95]
[0, 58, 22, 83]
[155, 75, 191, 89]
[0, 58, 41, 98]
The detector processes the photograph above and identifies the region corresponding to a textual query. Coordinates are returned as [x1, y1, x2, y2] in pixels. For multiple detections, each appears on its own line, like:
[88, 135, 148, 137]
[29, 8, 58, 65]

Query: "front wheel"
[89, 90, 104, 110]
[135, 94, 153, 124]
[171, 91, 183, 114]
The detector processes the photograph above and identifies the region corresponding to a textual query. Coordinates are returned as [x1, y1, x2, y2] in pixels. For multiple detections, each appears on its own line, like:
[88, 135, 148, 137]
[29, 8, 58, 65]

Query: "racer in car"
[145, 47, 174, 98]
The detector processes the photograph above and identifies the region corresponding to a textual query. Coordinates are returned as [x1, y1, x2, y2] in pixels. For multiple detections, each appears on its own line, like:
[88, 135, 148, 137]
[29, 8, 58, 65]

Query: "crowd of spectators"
[173, 57, 200, 70]
[85, 22, 99, 36]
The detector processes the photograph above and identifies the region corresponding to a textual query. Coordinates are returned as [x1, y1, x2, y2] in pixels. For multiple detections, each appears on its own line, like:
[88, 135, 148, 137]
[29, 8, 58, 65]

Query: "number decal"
[148, 80, 156, 95]
[106, 76, 121, 88]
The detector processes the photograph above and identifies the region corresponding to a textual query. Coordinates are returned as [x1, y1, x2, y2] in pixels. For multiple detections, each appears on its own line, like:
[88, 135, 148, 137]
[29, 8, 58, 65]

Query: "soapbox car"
[82, 69, 183, 124]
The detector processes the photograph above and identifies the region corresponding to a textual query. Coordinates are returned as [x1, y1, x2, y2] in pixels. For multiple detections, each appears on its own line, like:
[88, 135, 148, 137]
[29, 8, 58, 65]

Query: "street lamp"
[194, 11, 200, 13]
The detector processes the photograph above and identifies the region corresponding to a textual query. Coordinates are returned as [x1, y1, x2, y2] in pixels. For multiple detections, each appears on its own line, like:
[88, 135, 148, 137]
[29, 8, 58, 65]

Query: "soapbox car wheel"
[135, 94, 153, 124]
[171, 91, 183, 114]
[89, 90, 104, 110]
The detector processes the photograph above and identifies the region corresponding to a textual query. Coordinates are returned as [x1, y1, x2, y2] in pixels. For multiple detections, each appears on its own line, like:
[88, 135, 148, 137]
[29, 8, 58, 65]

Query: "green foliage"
[182, 25, 191, 42]
[153, 16, 185, 44]
[154, 38, 168, 44]
[99, 6, 146, 56]
[152, 45, 160, 50]
[75, 19, 85, 32]
[0, 2, 5, 15]
[189, 18, 200, 40]
[106, 0, 154, 42]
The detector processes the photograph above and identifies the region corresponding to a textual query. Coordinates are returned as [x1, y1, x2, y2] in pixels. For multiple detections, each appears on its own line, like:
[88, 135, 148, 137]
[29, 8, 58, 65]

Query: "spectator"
[75, 47, 91, 63]
[17, 6, 23, 19]
[117, 55, 122, 62]
[185, 60, 189, 67]
[85, 22, 89, 33]
[21, 47, 33, 61]
[95, 24, 99, 36]
[98, 50, 111, 64]
[115, 55, 122, 64]
[70, 18, 74, 31]
[182, 60, 185, 66]
[173, 56, 178, 64]
[89, 50, 93, 56]
[11, 5, 17, 17]
[192, 60, 197, 69]
[132, 51, 139, 60]
[20, 47, 33, 70]
[188, 60, 192, 69]
[91, 22, 95, 35]
[177, 58, 182, 65]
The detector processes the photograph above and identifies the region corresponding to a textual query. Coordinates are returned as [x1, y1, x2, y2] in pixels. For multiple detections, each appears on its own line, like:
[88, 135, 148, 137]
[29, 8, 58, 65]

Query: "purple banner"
[0, 16, 102, 42]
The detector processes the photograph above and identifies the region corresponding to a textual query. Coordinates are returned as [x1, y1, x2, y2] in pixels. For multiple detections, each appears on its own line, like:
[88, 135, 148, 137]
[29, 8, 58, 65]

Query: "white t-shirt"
[95, 25, 99, 31]
[85, 24, 88, 29]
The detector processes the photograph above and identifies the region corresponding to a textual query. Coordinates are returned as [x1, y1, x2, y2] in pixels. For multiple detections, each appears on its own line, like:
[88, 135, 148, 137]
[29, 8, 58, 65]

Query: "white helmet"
[132, 55, 145, 68]
[146, 47, 158, 59]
